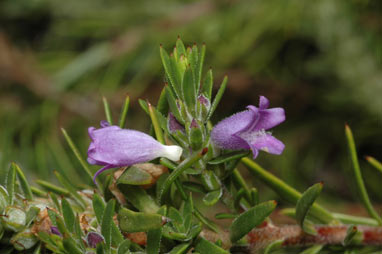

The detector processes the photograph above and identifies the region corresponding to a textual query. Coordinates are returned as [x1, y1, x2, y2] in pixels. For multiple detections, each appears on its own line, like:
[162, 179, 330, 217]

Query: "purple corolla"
[211, 96, 285, 158]
[88, 121, 183, 183]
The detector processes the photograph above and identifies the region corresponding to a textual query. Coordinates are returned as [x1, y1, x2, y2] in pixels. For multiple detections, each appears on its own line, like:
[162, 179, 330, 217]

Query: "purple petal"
[87, 125, 183, 182]
[93, 165, 113, 184]
[86, 232, 104, 248]
[259, 96, 269, 109]
[211, 109, 257, 150]
[254, 108, 285, 131]
[243, 132, 285, 157]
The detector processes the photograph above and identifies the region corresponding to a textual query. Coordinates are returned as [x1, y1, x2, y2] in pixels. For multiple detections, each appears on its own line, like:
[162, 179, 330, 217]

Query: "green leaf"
[118, 208, 164, 233]
[345, 125, 382, 225]
[182, 181, 206, 194]
[119, 94, 130, 128]
[49, 193, 61, 213]
[230, 200, 276, 243]
[296, 183, 323, 235]
[200, 170, 221, 191]
[160, 46, 182, 98]
[207, 76, 227, 120]
[6, 163, 16, 205]
[343, 225, 362, 246]
[166, 86, 184, 124]
[117, 166, 152, 185]
[148, 102, 165, 144]
[208, 151, 250, 165]
[0, 186, 9, 213]
[202, 69, 213, 100]
[365, 156, 382, 174]
[25, 207, 40, 227]
[74, 215, 85, 250]
[146, 206, 167, 254]
[35, 180, 69, 196]
[157, 87, 169, 115]
[102, 199, 115, 251]
[203, 189, 223, 206]
[117, 185, 159, 213]
[117, 239, 131, 254]
[168, 243, 191, 254]
[196, 44, 206, 95]
[92, 193, 106, 224]
[264, 239, 283, 254]
[194, 237, 229, 254]
[176, 38, 186, 59]
[14, 163, 33, 200]
[102, 96, 113, 125]
[215, 213, 237, 220]
[63, 238, 82, 254]
[300, 245, 323, 254]
[61, 128, 94, 185]
[31, 187, 47, 197]
[61, 198, 75, 233]
[182, 66, 197, 112]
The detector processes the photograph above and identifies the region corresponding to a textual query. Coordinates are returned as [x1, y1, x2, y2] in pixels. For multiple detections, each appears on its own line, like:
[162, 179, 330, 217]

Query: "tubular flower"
[88, 121, 183, 183]
[211, 96, 285, 158]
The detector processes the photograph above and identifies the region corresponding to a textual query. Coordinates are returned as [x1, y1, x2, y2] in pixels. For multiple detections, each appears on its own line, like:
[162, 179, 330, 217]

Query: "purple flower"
[211, 96, 285, 158]
[88, 121, 183, 183]
[50, 226, 62, 236]
[86, 232, 104, 248]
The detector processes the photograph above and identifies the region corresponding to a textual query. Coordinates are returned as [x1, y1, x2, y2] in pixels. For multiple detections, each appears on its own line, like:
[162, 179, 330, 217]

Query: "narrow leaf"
[160, 46, 182, 98]
[102, 96, 113, 125]
[117, 239, 131, 254]
[36, 180, 69, 196]
[264, 239, 283, 254]
[166, 86, 184, 124]
[203, 189, 223, 206]
[148, 102, 165, 144]
[194, 237, 229, 254]
[102, 199, 115, 251]
[365, 156, 382, 174]
[6, 163, 16, 205]
[300, 245, 323, 254]
[146, 206, 167, 254]
[230, 200, 276, 243]
[118, 208, 164, 233]
[168, 243, 190, 254]
[93, 193, 106, 224]
[182, 66, 197, 112]
[54, 171, 86, 209]
[208, 151, 250, 165]
[61, 128, 94, 185]
[345, 125, 382, 225]
[202, 69, 213, 100]
[14, 163, 33, 200]
[117, 185, 159, 213]
[117, 166, 152, 185]
[296, 183, 323, 235]
[61, 198, 75, 233]
[119, 94, 130, 128]
[207, 76, 227, 120]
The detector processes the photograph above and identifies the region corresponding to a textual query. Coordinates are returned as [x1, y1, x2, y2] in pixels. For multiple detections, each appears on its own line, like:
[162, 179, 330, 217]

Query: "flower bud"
[1, 206, 26, 232]
[88, 122, 183, 183]
[86, 232, 104, 248]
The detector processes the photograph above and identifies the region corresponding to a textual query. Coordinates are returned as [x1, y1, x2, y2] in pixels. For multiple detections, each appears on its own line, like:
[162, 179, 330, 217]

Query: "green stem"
[345, 125, 382, 225]
[241, 157, 334, 224]
[232, 169, 252, 204]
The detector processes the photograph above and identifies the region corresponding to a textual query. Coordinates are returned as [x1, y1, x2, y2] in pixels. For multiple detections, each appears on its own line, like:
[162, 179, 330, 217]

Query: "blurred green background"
[0, 0, 381, 207]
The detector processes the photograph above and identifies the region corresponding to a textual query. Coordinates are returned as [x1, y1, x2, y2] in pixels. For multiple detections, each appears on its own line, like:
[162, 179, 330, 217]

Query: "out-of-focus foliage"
[0, 0, 381, 206]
